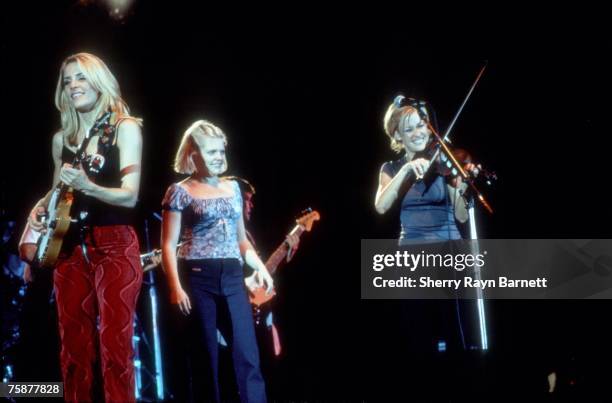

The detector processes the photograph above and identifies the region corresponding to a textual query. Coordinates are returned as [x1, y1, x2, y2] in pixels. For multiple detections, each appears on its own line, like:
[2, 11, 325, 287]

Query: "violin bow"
[441, 62, 488, 143]
[427, 62, 494, 214]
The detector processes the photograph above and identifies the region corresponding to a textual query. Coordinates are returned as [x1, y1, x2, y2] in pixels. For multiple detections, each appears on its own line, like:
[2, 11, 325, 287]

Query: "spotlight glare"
[104, 0, 135, 21]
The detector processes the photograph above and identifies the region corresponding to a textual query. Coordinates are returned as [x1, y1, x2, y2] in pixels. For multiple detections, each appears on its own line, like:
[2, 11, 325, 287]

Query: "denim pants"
[180, 258, 266, 403]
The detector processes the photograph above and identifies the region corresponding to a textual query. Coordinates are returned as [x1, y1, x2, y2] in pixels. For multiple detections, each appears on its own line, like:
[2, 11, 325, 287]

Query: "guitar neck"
[265, 225, 304, 275]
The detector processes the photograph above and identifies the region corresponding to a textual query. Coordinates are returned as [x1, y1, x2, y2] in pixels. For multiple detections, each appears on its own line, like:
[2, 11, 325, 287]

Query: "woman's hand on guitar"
[286, 233, 300, 261]
[60, 163, 92, 191]
[259, 268, 274, 295]
[245, 272, 259, 292]
[248, 268, 275, 295]
[286, 234, 300, 249]
[170, 285, 192, 315]
[28, 205, 47, 232]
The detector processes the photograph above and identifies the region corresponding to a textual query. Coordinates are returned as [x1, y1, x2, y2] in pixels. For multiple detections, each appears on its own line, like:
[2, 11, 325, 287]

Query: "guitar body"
[36, 189, 74, 268]
[249, 287, 277, 307]
[251, 297, 274, 327]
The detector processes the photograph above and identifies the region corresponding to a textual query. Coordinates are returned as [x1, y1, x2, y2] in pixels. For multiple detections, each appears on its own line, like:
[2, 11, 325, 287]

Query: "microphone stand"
[144, 217, 165, 400]
[467, 198, 489, 350]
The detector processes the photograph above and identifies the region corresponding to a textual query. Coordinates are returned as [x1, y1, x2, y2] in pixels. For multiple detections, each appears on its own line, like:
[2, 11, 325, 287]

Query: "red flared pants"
[53, 225, 142, 403]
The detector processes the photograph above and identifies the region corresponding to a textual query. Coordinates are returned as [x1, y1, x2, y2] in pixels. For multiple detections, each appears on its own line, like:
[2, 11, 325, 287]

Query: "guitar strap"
[72, 118, 100, 264]
[76, 111, 118, 260]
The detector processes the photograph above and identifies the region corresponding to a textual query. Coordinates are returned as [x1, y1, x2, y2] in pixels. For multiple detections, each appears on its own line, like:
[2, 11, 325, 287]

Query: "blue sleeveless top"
[162, 180, 243, 264]
[381, 157, 461, 242]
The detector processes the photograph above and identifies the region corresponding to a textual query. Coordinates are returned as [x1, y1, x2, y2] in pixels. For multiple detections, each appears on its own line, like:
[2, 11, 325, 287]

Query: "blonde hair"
[383, 97, 430, 153]
[55, 52, 140, 145]
[174, 120, 228, 174]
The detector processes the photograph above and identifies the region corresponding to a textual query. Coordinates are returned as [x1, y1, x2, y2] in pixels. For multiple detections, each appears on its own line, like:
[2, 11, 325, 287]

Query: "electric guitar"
[249, 209, 320, 307]
[35, 112, 114, 268]
[141, 249, 162, 272]
[139, 242, 184, 272]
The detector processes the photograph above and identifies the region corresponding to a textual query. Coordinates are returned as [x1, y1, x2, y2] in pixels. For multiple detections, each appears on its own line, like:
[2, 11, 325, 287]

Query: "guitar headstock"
[141, 249, 162, 272]
[296, 208, 320, 231]
[96, 111, 117, 138]
[88, 111, 113, 136]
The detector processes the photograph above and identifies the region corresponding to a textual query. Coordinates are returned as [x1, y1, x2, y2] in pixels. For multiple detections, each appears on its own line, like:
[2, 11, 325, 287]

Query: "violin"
[418, 142, 497, 187]
[395, 62, 495, 213]
[403, 128, 495, 214]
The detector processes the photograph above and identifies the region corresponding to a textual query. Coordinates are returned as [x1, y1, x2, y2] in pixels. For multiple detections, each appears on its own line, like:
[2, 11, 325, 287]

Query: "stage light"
[75, 0, 136, 21]
[104, 0, 135, 21]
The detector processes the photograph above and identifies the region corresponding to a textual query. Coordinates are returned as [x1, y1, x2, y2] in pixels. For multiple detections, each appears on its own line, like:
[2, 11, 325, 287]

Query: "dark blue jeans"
[180, 258, 266, 403]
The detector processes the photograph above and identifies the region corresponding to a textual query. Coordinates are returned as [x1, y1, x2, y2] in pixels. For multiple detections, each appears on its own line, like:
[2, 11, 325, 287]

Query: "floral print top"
[162, 181, 243, 264]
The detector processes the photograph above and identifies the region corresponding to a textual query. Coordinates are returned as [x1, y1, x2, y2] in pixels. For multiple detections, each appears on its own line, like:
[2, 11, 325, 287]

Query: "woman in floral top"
[161, 120, 273, 403]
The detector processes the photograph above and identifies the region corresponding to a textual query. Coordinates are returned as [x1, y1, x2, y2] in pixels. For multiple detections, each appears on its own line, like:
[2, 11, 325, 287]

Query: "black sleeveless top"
[382, 156, 461, 242]
[61, 129, 135, 230]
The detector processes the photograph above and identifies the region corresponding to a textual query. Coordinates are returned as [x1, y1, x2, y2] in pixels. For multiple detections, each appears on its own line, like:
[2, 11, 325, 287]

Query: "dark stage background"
[2, 2, 612, 402]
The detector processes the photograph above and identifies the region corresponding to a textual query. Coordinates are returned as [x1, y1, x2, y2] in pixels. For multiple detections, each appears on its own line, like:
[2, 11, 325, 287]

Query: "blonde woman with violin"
[373, 96, 487, 400]
[374, 96, 480, 243]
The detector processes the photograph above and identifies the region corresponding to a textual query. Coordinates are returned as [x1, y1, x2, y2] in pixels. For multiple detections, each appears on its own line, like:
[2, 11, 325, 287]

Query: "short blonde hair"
[174, 120, 227, 174]
[383, 97, 430, 153]
[55, 53, 139, 145]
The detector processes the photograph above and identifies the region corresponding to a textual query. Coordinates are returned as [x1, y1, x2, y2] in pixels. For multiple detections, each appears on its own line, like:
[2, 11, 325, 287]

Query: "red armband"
[120, 164, 140, 178]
